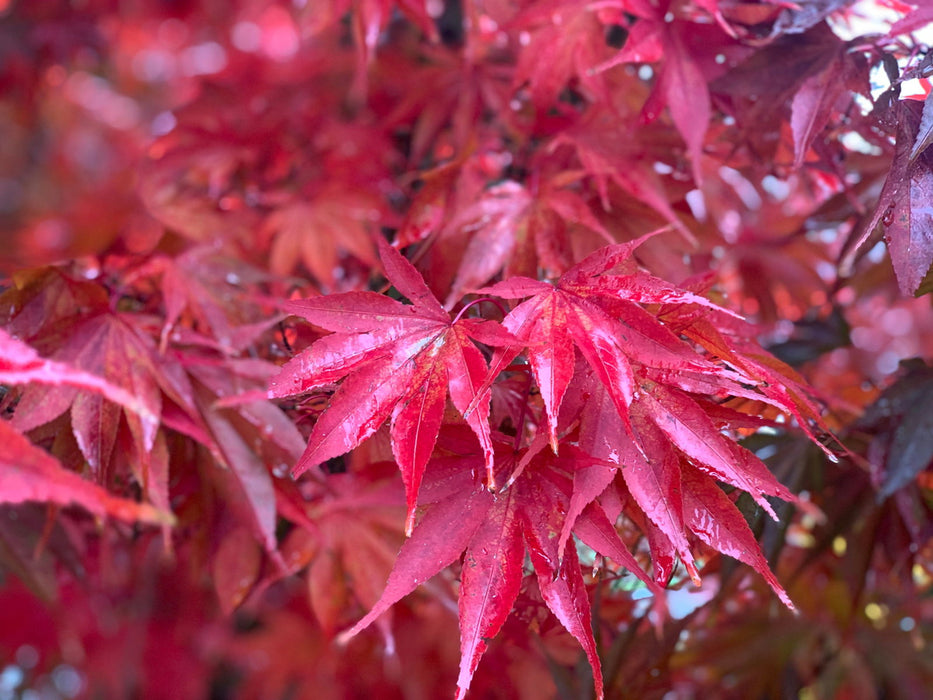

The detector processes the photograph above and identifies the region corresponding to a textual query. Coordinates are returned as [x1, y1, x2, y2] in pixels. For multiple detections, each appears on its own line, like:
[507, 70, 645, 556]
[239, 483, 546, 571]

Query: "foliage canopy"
[1, 1, 933, 698]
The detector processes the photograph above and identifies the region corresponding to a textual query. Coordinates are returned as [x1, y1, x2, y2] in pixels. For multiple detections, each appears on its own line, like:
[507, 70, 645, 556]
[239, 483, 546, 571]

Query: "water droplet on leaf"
[881, 204, 895, 227]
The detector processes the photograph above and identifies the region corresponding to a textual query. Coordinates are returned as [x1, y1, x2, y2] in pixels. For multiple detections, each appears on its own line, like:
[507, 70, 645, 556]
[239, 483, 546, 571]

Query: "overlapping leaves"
[336, 439, 663, 700]
[272, 234, 829, 699]
[0, 329, 171, 525]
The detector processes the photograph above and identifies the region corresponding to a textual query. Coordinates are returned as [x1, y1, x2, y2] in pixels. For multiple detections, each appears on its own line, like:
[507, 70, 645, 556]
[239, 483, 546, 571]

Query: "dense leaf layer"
[2, 1, 932, 698]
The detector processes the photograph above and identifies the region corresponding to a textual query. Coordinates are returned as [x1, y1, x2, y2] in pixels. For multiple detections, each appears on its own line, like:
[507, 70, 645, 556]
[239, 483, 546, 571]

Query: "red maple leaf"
[184, 353, 306, 557]
[848, 98, 933, 296]
[2, 270, 211, 518]
[0, 324, 179, 530]
[379, 42, 514, 166]
[269, 238, 515, 532]
[0, 322, 178, 526]
[440, 177, 612, 306]
[126, 248, 280, 353]
[261, 188, 387, 292]
[790, 44, 867, 169]
[509, 0, 617, 109]
[334, 399, 798, 697]
[574, 368, 795, 603]
[10, 311, 172, 476]
[551, 107, 692, 240]
[0, 327, 158, 429]
[0, 400, 172, 527]
[598, 6, 716, 183]
[279, 465, 405, 642]
[337, 443, 621, 700]
[476, 232, 748, 452]
[468, 232, 817, 589]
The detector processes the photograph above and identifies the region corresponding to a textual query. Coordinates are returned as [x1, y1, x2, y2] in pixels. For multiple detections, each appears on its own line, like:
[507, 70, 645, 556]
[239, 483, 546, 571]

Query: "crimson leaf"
[270, 238, 515, 532]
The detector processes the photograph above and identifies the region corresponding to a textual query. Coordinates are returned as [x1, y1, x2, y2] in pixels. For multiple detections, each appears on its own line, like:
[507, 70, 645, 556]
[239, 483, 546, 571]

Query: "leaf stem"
[452, 296, 509, 324]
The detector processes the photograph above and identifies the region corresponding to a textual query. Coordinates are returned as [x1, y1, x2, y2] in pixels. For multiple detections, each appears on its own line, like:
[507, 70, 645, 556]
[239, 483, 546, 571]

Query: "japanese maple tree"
[2, 0, 933, 698]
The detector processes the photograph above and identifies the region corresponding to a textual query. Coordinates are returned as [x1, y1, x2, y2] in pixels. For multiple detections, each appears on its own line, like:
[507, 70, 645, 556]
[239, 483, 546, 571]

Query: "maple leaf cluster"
[2, 1, 933, 698]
